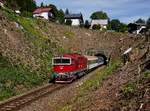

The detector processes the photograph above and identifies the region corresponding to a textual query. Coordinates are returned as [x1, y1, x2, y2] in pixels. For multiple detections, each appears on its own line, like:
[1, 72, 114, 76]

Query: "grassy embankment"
[0, 8, 70, 101]
[60, 60, 121, 111]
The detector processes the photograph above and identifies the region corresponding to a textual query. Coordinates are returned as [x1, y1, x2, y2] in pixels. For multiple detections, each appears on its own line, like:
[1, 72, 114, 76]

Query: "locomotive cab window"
[62, 59, 70, 63]
[54, 59, 61, 64]
[52, 58, 71, 65]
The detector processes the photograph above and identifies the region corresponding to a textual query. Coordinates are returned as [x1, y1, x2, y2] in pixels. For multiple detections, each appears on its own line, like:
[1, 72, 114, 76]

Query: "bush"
[92, 24, 101, 30]
[121, 83, 137, 98]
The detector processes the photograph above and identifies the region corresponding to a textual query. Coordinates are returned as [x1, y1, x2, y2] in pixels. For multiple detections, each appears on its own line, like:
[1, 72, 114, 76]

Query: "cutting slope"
[0, 8, 140, 101]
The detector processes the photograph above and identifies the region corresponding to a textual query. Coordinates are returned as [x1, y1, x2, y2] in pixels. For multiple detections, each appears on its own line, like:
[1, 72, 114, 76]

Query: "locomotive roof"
[54, 54, 98, 60]
[63, 54, 85, 59]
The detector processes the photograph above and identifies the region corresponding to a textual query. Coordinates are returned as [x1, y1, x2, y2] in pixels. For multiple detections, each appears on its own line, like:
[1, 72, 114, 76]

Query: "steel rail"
[0, 84, 65, 111]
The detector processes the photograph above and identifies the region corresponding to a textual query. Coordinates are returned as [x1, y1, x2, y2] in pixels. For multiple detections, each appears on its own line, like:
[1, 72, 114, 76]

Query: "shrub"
[121, 83, 137, 98]
[92, 24, 101, 30]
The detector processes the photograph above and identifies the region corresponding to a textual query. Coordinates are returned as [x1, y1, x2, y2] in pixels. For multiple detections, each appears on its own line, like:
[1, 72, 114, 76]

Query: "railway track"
[0, 66, 105, 111]
[0, 84, 65, 111]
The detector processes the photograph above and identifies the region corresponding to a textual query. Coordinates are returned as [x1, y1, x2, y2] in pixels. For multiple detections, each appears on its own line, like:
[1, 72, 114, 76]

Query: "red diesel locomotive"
[51, 53, 105, 83]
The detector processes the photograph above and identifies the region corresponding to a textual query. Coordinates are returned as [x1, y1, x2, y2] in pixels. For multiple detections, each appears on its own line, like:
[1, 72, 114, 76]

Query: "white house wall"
[72, 19, 81, 26]
[64, 19, 80, 26]
[33, 12, 49, 20]
[71, 19, 80, 26]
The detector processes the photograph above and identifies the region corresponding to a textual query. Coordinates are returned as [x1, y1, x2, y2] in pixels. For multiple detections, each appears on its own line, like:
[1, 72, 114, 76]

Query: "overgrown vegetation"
[2, 7, 54, 72]
[118, 69, 150, 110]
[0, 56, 44, 101]
[121, 70, 150, 99]
[60, 60, 121, 111]
[80, 61, 121, 92]
[121, 83, 137, 98]
[1, 4, 81, 101]
[0, 8, 69, 101]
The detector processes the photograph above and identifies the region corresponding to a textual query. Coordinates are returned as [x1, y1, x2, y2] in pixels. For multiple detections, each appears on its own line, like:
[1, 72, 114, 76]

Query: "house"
[90, 19, 108, 30]
[65, 13, 84, 26]
[0, 0, 5, 7]
[128, 23, 147, 34]
[134, 23, 147, 34]
[135, 23, 146, 29]
[33, 7, 55, 20]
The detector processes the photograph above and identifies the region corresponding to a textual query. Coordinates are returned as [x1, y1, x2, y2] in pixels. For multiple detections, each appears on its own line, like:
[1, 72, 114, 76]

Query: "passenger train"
[51, 54, 105, 83]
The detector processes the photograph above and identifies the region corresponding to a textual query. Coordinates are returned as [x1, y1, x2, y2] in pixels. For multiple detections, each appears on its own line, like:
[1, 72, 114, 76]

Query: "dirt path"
[18, 67, 104, 111]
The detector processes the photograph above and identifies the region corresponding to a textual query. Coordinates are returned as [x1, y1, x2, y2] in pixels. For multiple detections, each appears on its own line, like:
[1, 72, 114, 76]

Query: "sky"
[35, 0, 150, 23]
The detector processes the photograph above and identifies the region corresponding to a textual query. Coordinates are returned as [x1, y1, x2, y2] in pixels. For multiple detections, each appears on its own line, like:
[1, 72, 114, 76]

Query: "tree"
[48, 4, 65, 23]
[109, 19, 121, 32]
[57, 9, 65, 24]
[146, 17, 150, 29]
[6, 0, 36, 12]
[65, 9, 69, 15]
[18, 0, 36, 12]
[40, 2, 44, 7]
[65, 19, 72, 25]
[135, 18, 145, 24]
[90, 11, 108, 19]
[108, 19, 128, 32]
[48, 4, 58, 17]
[5, 0, 19, 10]
[128, 23, 137, 33]
[119, 23, 128, 32]
[84, 20, 90, 29]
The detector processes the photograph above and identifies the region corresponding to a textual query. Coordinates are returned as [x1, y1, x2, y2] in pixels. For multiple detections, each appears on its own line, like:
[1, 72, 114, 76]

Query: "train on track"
[51, 53, 107, 83]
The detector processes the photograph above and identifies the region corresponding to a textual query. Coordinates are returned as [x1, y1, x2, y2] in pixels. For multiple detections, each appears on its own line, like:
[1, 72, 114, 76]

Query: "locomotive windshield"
[53, 58, 71, 65]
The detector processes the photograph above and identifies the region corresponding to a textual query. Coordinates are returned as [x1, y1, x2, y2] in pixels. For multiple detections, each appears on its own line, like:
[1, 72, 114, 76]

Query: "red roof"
[33, 7, 52, 14]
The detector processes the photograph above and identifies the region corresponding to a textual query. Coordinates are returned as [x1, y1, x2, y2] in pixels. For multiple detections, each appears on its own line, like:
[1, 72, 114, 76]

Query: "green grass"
[0, 9, 53, 101]
[64, 31, 75, 38]
[61, 106, 72, 111]
[0, 8, 72, 101]
[79, 60, 121, 93]
[2, 7, 18, 21]
[18, 17, 47, 39]
[143, 70, 150, 78]
[121, 69, 150, 99]
[59, 60, 121, 111]
[121, 83, 137, 98]
[118, 69, 150, 109]
[0, 56, 45, 101]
